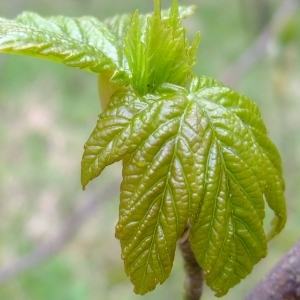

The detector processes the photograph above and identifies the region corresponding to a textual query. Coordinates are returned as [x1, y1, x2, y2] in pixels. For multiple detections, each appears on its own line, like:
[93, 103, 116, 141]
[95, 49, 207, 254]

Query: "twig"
[0, 179, 119, 283]
[245, 239, 300, 300]
[220, 0, 299, 87]
[178, 227, 204, 300]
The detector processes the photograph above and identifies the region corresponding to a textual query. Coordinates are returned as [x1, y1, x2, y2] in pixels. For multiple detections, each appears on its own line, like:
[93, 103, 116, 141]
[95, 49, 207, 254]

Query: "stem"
[98, 72, 126, 111]
[178, 228, 204, 300]
[245, 239, 300, 300]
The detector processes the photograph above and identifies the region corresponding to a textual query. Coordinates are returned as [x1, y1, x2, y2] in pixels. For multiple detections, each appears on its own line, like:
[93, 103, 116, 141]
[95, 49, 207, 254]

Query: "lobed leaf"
[190, 76, 286, 239]
[0, 12, 121, 73]
[188, 76, 286, 296]
[81, 76, 286, 295]
[0, 1, 286, 296]
[81, 89, 147, 188]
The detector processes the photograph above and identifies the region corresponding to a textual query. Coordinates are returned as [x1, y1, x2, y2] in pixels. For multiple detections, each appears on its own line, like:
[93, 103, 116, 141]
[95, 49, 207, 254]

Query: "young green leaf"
[0, 13, 120, 73]
[188, 76, 286, 296]
[104, 5, 196, 41]
[189, 76, 286, 239]
[114, 93, 207, 294]
[123, 0, 200, 95]
[81, 89, 147, 188]
[82, 76, 286, 296]
[0, 0, 287, 297]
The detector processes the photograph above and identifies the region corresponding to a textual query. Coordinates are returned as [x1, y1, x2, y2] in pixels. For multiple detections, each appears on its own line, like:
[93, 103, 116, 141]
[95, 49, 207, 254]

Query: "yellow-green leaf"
[123, 0, 200, 95]
[0, 13, 120, 73]
[81, 76, 286, 295]
[116, 95, 204, 294]
[188, 76, 286, 296]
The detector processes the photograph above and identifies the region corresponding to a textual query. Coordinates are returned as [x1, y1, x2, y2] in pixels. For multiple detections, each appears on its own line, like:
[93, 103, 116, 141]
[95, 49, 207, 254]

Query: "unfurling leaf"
[188, 76, 285, 296]
[123, 0, 200, 95]
[104, 4, 196, 41]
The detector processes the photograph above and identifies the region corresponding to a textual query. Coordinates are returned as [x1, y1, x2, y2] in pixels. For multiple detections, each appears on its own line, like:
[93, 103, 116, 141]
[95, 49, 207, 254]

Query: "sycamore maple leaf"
[0, 0, 286, 297]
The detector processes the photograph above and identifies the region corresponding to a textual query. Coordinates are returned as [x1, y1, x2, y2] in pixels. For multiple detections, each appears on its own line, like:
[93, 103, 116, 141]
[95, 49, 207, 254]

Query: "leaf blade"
[81, 89, 147, 188]
[188, 77, 285, 296]
[116, 94, 207, 294]
[190, 77, 286, 238]
[0, 13, 120, 73]
[104, 5, 197, 41]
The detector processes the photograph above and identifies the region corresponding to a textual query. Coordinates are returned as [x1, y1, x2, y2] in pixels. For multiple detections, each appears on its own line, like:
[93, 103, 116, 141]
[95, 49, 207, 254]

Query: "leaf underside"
[82, 76, 286, 296]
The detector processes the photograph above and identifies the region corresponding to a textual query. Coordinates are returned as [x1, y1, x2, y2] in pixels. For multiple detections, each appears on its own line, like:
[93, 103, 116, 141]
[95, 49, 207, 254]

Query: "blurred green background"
[0, 0, 299, 299]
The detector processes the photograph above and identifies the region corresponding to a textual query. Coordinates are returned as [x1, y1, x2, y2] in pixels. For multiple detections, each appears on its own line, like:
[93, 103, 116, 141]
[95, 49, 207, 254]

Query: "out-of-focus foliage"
[0, 0, 299, 299]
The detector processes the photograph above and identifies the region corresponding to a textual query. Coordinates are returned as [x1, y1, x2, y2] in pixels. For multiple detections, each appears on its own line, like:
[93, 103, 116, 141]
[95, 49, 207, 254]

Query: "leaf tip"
[81, 174, 89, 190]
[153, 0, 161, 17]
[267, 213, 287, 241]
[170, 0, 179, 17]
[214, 288, 228, 297]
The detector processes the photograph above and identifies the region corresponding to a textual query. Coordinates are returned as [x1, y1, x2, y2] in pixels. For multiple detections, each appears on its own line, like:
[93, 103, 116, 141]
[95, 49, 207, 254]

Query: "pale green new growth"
[123, 0, 200, 95]
[0, 14, 118, 72]
[0, 0, 286, 298]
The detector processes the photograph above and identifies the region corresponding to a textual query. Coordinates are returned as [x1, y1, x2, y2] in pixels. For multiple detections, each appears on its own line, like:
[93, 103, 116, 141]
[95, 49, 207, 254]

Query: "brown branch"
[0, 179, 119, 283]
[245, 239, 300, 300]
[178, 227, 204, 300]
[220, 0, 299, 87]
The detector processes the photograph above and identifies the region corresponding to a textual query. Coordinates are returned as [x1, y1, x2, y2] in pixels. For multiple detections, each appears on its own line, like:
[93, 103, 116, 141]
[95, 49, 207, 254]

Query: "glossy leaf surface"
[0, 13, 120, 73]
[82, 77, 286, 296]
[0, 0, 287, 297]
[123, 0, 200, 95]
[104, 5, 196, 41]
